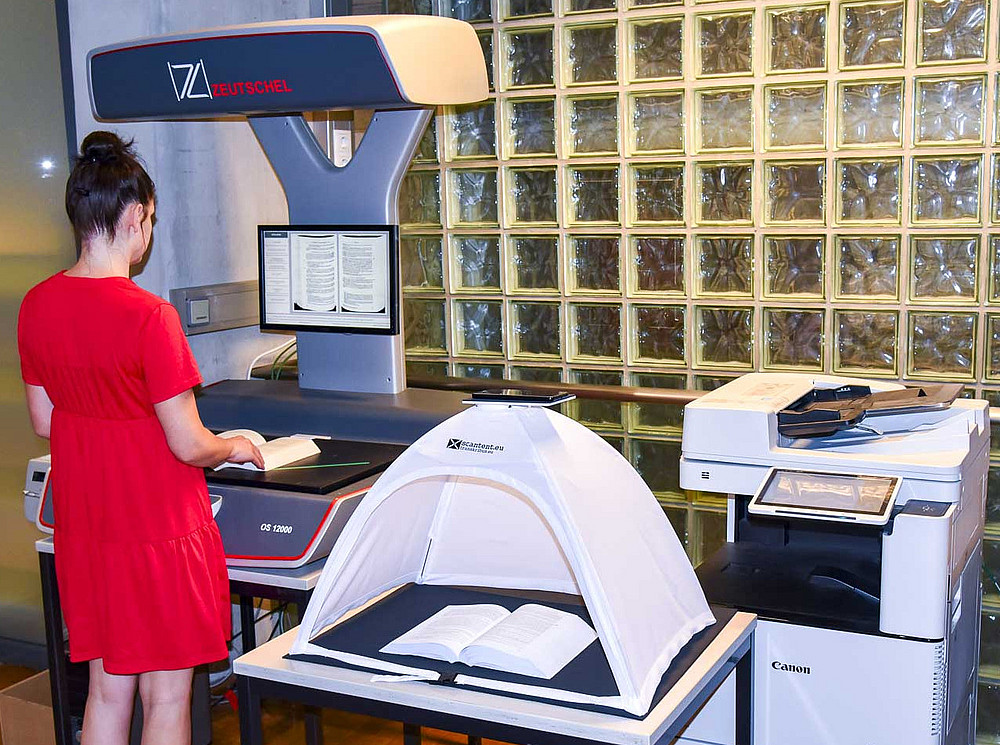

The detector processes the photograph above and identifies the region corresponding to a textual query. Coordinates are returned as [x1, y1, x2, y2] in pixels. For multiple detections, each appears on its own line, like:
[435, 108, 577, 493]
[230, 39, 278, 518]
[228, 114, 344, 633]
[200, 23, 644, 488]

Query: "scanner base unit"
[22, 459, 371, 569]
[24, 389, 462, 571]
[209, 477, 372, 569]
[23, 455, 52, 531]
[680, 373, 988, 745]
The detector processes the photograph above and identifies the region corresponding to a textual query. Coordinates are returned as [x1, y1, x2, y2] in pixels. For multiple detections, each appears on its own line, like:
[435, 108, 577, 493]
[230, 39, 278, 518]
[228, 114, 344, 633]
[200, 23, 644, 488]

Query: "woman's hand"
[155, 389, 264, 469]
[225, 436, 265, 469]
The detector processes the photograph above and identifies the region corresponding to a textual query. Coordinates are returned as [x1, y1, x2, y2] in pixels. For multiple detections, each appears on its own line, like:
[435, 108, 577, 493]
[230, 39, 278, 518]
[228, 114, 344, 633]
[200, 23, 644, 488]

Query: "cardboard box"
[0, 671, 56, 745]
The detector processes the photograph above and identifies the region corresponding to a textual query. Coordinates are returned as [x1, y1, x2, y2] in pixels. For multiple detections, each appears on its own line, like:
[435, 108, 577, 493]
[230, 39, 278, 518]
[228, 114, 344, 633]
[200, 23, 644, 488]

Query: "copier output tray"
[776, 381, 964, 438]
[696, 542, 882, 635]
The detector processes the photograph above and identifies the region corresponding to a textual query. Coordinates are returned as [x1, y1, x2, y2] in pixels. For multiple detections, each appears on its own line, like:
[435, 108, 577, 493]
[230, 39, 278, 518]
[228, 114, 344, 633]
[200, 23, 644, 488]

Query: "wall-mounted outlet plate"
[169, 280, 259, 336]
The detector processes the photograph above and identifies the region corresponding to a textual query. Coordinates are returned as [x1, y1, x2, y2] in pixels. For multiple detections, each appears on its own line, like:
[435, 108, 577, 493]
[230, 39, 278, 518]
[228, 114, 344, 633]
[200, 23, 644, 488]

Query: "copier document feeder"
[680, 372, 988, 745]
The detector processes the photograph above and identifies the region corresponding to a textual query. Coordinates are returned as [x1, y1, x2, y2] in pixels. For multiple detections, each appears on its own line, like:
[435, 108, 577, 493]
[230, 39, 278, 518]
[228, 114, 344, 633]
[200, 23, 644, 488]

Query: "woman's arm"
[25, 384, 54, 438]
[154, 389, 264, 469]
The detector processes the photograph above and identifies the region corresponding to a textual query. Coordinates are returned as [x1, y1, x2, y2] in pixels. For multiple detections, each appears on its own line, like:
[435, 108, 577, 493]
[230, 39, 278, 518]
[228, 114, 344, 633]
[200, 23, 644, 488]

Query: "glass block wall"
[381, 0, 1000, 737]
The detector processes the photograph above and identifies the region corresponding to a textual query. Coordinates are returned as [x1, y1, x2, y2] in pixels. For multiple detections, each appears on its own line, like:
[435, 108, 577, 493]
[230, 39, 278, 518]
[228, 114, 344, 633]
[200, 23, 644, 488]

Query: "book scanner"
[27, 17, 489, 567]
[680, 372, 987, 745]
[86, 15, 487, 396]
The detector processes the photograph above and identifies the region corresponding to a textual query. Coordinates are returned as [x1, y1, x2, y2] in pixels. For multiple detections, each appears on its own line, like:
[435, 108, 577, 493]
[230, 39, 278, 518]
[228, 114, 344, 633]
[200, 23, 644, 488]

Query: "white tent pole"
[418, 475, 459, 582]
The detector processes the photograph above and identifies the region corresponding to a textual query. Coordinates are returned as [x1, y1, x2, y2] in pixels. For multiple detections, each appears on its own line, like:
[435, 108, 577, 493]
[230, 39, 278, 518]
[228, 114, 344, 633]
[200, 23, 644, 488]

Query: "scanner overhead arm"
[87, 16, 488, 120]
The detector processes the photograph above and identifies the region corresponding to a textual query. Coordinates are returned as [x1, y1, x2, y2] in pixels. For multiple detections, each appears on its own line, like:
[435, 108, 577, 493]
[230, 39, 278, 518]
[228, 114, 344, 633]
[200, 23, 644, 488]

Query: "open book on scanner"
[380, 603, 597, 680]
[214, 429, 320, 472]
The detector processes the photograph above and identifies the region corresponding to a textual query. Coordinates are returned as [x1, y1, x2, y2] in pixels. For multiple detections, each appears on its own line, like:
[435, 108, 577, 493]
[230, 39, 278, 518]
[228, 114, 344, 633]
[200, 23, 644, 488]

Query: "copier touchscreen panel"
[750, 468, 900, 525]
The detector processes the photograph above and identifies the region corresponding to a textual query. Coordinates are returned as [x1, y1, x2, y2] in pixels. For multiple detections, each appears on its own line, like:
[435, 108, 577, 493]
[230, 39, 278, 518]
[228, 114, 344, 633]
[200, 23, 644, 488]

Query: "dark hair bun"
[79, 131, 134, 165]
[66, 130, 155, 242]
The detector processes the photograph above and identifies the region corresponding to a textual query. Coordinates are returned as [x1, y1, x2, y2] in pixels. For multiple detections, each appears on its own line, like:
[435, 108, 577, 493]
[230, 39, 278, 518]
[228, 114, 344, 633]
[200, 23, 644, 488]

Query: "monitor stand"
[249, 109, 431, 394]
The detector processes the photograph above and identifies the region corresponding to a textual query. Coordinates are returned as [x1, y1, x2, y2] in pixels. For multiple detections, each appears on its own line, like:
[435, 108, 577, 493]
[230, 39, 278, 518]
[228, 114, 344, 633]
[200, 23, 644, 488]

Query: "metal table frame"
[234, 614, 755, 745]
[37, 540, 325, 745]
[229, 574, 324, 744]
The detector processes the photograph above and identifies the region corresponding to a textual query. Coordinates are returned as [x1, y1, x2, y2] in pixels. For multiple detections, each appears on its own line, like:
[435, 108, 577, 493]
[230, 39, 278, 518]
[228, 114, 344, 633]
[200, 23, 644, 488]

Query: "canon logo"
[772, 660, 811, 675]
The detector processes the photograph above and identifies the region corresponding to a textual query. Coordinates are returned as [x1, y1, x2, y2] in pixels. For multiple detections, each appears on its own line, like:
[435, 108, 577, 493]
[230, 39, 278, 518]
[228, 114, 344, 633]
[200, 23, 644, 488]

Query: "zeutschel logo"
[167, 59, 294, 102]
[168, 60, 212, 101]
[446, 438, 505, 454]
[772, 660, 811, 675]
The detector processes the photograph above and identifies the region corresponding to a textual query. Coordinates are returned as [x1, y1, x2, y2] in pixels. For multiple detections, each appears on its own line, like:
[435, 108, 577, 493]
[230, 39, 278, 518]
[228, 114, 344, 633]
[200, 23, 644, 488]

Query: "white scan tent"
[292, 402, 715, 715]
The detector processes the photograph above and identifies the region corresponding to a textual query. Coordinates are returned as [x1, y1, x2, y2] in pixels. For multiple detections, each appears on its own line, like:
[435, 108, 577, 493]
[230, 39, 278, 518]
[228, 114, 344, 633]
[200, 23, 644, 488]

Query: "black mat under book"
[206, 437, 406, 495]
[287, 584, 732, 719]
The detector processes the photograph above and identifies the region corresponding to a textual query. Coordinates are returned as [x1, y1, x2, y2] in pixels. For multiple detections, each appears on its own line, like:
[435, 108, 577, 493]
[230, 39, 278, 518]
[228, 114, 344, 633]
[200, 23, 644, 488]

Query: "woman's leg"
[82, 658, 137, 745]
[138, 667, 194, 745]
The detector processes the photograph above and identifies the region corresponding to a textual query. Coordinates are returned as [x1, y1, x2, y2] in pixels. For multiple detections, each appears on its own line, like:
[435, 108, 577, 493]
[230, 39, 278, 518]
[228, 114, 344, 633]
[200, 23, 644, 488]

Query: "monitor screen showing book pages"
[258, 224, 399, 334]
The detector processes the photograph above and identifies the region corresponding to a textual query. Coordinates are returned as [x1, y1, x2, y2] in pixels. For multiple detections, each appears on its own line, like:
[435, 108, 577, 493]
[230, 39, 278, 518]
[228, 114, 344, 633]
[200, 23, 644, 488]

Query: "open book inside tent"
[291, 402, 715, 716]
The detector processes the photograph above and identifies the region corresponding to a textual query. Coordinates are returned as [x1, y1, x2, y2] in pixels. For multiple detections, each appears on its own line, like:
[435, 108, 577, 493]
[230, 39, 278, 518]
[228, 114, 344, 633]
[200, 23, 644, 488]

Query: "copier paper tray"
[696, 543, 881, 634]
[776, 381, 963, 438]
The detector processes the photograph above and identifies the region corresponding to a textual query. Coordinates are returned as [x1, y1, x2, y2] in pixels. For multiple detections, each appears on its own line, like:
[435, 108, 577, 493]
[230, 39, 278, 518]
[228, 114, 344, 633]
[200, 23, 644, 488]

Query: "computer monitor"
[258, 224, 399, 334]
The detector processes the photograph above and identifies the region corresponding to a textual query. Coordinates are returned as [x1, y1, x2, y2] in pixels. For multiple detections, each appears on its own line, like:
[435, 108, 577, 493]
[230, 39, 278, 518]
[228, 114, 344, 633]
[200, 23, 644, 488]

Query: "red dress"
[17, 271, 231, 674]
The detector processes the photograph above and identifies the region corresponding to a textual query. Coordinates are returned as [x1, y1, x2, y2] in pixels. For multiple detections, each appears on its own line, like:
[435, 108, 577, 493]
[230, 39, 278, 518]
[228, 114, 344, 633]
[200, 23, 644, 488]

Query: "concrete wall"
[0, 0, 75, 657]
[67, 0, 323, 382]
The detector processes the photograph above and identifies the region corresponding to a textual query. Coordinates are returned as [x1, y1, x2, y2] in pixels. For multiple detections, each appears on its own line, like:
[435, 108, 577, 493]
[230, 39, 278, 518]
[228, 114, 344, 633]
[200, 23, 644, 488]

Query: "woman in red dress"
[18, 131, 264, 745]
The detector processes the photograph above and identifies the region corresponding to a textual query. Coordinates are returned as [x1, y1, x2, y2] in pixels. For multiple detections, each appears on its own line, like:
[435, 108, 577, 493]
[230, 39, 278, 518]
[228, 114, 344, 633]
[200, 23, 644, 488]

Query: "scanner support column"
[248, 109, 431, 395]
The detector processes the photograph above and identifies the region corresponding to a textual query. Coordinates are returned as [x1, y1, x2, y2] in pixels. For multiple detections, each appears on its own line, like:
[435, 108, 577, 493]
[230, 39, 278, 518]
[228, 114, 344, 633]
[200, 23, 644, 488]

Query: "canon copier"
[680, 372, 988, 745]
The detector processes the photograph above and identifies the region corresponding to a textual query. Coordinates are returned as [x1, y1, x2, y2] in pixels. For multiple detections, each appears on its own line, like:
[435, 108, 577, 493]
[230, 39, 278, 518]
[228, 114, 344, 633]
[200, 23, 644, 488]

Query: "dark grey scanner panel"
[210, 479, 368, 568]
[86, 18, 488, 395]
[89, 32, 407, 120]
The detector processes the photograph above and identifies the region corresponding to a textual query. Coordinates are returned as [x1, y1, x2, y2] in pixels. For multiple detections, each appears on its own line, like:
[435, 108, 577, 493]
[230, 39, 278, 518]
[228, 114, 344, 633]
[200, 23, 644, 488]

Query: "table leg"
[294, 590, 325, 745]
[39, 552, 74, 745]
[304, 707, 324, 745]
[240, 595, 257, 653]
[403, 722, 421, 745]
[735, 639, 754, 745]
[237, 675, 264, 745]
